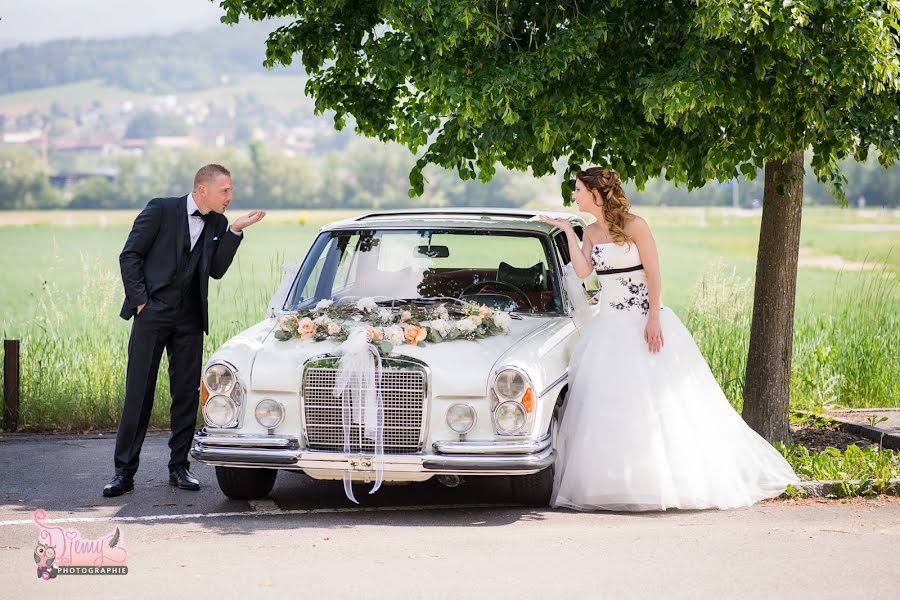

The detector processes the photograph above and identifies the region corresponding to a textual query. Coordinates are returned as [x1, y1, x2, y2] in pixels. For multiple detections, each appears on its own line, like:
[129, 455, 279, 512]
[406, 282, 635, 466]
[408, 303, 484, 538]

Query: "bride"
[540, 167, 799, 511]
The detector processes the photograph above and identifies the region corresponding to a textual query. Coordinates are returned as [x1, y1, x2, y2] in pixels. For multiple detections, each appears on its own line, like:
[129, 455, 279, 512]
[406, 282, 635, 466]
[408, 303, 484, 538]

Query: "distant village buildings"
[0, 93, 334, 189]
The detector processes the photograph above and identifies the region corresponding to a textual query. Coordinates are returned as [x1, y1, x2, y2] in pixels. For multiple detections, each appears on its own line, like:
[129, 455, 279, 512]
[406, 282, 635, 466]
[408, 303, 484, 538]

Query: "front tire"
[510, 414, 559, 506]
[510, 464, 554, 506]
[215, 466, 278, 500]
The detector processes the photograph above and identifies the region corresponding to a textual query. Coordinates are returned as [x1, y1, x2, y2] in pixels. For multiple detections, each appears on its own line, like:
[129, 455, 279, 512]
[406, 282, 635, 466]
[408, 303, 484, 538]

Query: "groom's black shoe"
[102, 474, 134, 497]
[169, 466, 200, 491]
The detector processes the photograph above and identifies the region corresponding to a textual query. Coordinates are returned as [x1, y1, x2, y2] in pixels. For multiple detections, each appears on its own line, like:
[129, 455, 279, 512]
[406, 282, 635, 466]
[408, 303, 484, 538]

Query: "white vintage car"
[191, 208, 599, 505]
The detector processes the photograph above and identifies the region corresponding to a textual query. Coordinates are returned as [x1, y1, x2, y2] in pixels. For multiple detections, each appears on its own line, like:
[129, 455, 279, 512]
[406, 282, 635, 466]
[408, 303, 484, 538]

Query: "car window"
[332, 233, 361, 291]
[286, 228, 564, 313]
[299, 246, 329, 302]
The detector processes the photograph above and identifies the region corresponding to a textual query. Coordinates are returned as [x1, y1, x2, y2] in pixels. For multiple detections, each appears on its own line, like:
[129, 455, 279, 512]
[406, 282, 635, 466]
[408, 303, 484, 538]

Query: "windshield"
[284, 228, 563, 314]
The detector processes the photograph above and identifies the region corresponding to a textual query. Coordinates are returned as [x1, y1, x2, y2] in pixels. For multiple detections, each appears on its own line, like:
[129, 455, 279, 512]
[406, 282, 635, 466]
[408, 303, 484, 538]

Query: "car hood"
[237, 315, 570, 398]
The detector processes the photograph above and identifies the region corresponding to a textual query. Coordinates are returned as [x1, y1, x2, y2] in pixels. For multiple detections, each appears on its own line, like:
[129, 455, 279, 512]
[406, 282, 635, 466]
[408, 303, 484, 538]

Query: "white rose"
[385, 325, 405, 345]
[400, 310, 412, 322]
[315, 299, 334, 311]
[492, 312, 512, 330]
[430, 319, 451, 337]
[327, 322, 342, 335]
[313, 315, 331, 326]
[356, 297, 378, 312]
[456, 317, 477, 333]
[378, 308, 393, 323]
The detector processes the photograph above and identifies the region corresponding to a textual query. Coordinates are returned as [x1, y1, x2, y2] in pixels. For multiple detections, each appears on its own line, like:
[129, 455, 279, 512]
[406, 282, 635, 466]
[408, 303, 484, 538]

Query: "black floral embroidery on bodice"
[609, 276, 650, 315]
[591, 245, 610, 271]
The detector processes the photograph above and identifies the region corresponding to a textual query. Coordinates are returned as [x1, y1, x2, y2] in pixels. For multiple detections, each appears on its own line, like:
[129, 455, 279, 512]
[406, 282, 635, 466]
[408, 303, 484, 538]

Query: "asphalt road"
[2, 433, 898, 599]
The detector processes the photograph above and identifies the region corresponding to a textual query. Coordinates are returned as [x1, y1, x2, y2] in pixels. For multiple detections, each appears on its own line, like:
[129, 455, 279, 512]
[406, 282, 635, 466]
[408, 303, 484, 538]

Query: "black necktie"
[191, 209, 210, 223]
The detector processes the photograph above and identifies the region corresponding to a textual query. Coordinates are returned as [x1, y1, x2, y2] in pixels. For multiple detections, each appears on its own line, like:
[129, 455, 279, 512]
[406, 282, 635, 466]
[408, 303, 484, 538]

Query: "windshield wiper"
[374, 297, 526, 318]
[376, 297, 464, 307]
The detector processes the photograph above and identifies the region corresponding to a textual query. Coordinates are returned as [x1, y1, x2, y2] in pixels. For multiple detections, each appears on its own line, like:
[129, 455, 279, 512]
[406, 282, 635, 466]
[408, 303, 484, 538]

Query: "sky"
[0, 0, 228, 46]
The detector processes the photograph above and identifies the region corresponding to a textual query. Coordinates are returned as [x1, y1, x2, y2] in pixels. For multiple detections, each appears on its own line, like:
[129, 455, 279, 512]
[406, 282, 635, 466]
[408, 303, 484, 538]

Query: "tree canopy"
[220, 0, 900, 198]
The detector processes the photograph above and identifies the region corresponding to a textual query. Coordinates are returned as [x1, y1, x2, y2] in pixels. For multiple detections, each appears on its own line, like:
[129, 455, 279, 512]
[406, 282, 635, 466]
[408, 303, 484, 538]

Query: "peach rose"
[278, 316, 297, 333]
[298, 317, 317, 339]
[478, 305, 493, 317]
[404, 325, 427, 345]
[366, 326, 383, 342]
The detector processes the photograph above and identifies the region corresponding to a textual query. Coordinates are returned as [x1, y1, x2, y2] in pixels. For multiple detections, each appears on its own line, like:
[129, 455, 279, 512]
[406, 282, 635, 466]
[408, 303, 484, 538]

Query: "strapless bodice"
[590, 242, 650, 316]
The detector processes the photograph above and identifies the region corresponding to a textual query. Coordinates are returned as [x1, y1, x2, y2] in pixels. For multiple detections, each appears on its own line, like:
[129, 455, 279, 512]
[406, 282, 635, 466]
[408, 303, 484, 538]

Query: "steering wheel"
[459, 280, 534, 311]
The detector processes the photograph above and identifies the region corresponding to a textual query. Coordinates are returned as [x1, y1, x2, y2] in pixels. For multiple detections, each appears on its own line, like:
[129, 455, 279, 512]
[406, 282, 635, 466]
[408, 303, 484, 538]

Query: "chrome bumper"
[191, 430, 554, 476]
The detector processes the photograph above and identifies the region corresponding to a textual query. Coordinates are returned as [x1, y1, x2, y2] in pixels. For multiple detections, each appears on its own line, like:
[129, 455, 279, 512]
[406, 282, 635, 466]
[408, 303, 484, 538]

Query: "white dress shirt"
[185, 193, 205, 251]
[186, 193, 243, 251]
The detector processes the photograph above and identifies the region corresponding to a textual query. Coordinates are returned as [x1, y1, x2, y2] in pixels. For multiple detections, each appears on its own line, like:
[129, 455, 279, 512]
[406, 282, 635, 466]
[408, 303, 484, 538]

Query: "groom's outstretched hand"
[231, 210, 266, 233]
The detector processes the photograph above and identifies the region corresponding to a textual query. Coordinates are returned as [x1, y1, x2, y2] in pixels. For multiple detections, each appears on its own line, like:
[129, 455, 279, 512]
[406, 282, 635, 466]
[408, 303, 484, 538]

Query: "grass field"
[0, 206, 897, 430]
[0, 74, 311, 114]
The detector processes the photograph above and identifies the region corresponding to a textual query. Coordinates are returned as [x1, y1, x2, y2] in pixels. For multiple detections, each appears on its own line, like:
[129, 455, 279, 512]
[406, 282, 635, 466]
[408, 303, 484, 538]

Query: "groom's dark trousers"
[115, 196, 241, 477]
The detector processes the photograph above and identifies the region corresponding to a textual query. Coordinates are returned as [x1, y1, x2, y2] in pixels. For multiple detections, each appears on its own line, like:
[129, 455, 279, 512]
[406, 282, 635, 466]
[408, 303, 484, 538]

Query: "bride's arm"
[538, 215, 594, 278]
[630, 217, 664, 352]
[570, 227, 595, 279]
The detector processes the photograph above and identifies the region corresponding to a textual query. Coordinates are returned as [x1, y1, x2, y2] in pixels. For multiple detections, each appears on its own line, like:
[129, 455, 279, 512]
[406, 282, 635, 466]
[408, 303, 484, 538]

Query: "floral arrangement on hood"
[275, 297, 514, 354]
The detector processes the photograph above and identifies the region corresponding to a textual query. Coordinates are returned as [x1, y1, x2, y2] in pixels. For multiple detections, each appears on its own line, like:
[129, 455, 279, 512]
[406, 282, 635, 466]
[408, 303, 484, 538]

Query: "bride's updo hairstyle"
[576, 167, 633, 244]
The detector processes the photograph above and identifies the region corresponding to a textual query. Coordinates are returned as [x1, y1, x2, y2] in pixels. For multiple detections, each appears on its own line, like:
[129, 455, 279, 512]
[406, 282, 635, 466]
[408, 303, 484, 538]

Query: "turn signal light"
[199, 381, 210, 406]
[520, 388, 534, 413]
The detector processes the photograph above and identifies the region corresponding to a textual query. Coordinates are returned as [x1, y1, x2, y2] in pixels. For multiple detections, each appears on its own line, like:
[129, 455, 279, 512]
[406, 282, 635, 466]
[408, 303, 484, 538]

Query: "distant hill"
[0, 38, 23, 51]
[0, 20, 297, 95]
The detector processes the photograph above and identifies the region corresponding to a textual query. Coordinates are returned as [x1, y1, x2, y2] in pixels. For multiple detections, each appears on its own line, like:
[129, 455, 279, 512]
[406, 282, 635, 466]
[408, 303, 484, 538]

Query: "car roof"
[321, 208, 586, 233]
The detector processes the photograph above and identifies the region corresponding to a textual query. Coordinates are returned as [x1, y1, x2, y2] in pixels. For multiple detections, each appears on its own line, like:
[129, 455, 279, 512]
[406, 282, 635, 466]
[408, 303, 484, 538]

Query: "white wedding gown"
[551, 242, 800, 511]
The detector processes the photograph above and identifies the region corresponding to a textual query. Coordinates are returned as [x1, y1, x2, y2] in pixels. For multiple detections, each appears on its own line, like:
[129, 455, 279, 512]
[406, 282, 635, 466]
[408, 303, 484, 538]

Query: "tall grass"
[686, 261, 899, 412]
[0, 254, 286, 431]
[1, 256, 897, 431]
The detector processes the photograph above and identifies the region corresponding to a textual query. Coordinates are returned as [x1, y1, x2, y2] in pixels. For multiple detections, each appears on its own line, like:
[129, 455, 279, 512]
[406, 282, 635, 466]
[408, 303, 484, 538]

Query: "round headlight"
[203, 395, 237, 428]
[446, 403, 476, 434]
[255, 399, 284, 429]
[494, 401, 527, 434]
[493, 369, 527, 402]
[204, 363, 235, 395]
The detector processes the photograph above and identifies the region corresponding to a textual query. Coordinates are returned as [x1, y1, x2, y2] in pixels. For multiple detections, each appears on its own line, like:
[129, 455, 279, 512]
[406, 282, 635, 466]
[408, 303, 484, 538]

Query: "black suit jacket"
[118, 195, 242, 334]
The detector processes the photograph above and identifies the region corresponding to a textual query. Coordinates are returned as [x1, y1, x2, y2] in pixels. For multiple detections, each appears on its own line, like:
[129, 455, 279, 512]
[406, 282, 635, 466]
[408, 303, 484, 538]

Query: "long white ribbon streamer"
[562, 262, 593, 330]
[332, 328, 385, 503]
[267, 262, 300, 317]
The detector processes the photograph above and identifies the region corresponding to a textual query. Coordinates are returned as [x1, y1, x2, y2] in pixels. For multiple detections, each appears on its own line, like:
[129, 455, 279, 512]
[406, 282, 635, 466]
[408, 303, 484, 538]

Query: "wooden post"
[4, 339, 19, 432]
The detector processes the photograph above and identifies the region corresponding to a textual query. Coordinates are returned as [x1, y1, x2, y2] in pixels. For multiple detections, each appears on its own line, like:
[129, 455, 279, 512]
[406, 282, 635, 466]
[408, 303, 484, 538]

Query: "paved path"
[825, 408, 900, 435]
[1, 434, 898, 599]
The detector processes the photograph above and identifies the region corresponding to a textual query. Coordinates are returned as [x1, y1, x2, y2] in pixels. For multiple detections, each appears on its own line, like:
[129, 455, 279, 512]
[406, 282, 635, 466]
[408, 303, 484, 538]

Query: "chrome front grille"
[302, 361, 427, 454]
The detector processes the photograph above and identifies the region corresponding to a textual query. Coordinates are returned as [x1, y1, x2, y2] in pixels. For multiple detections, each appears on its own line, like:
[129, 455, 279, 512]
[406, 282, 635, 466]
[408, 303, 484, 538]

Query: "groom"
[103, 164, 266, 497]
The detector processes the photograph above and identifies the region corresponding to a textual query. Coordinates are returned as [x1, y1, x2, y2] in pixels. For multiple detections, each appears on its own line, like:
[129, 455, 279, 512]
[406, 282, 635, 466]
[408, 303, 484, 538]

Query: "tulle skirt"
[551, 307, 800, 512]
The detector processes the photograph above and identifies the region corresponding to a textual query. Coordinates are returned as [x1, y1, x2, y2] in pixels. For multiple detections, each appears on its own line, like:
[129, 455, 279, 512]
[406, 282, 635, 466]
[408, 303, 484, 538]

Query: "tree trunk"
[742, 151, 804, 444]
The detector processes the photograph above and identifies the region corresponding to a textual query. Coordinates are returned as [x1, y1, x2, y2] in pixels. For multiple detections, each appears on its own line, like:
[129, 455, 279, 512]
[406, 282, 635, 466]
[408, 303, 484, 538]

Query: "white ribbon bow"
[332, 328, 385, 503]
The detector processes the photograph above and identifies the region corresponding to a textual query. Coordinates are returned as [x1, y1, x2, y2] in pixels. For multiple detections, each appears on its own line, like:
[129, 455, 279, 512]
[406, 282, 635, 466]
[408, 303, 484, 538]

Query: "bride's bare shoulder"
[623, 214, 650, 235]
